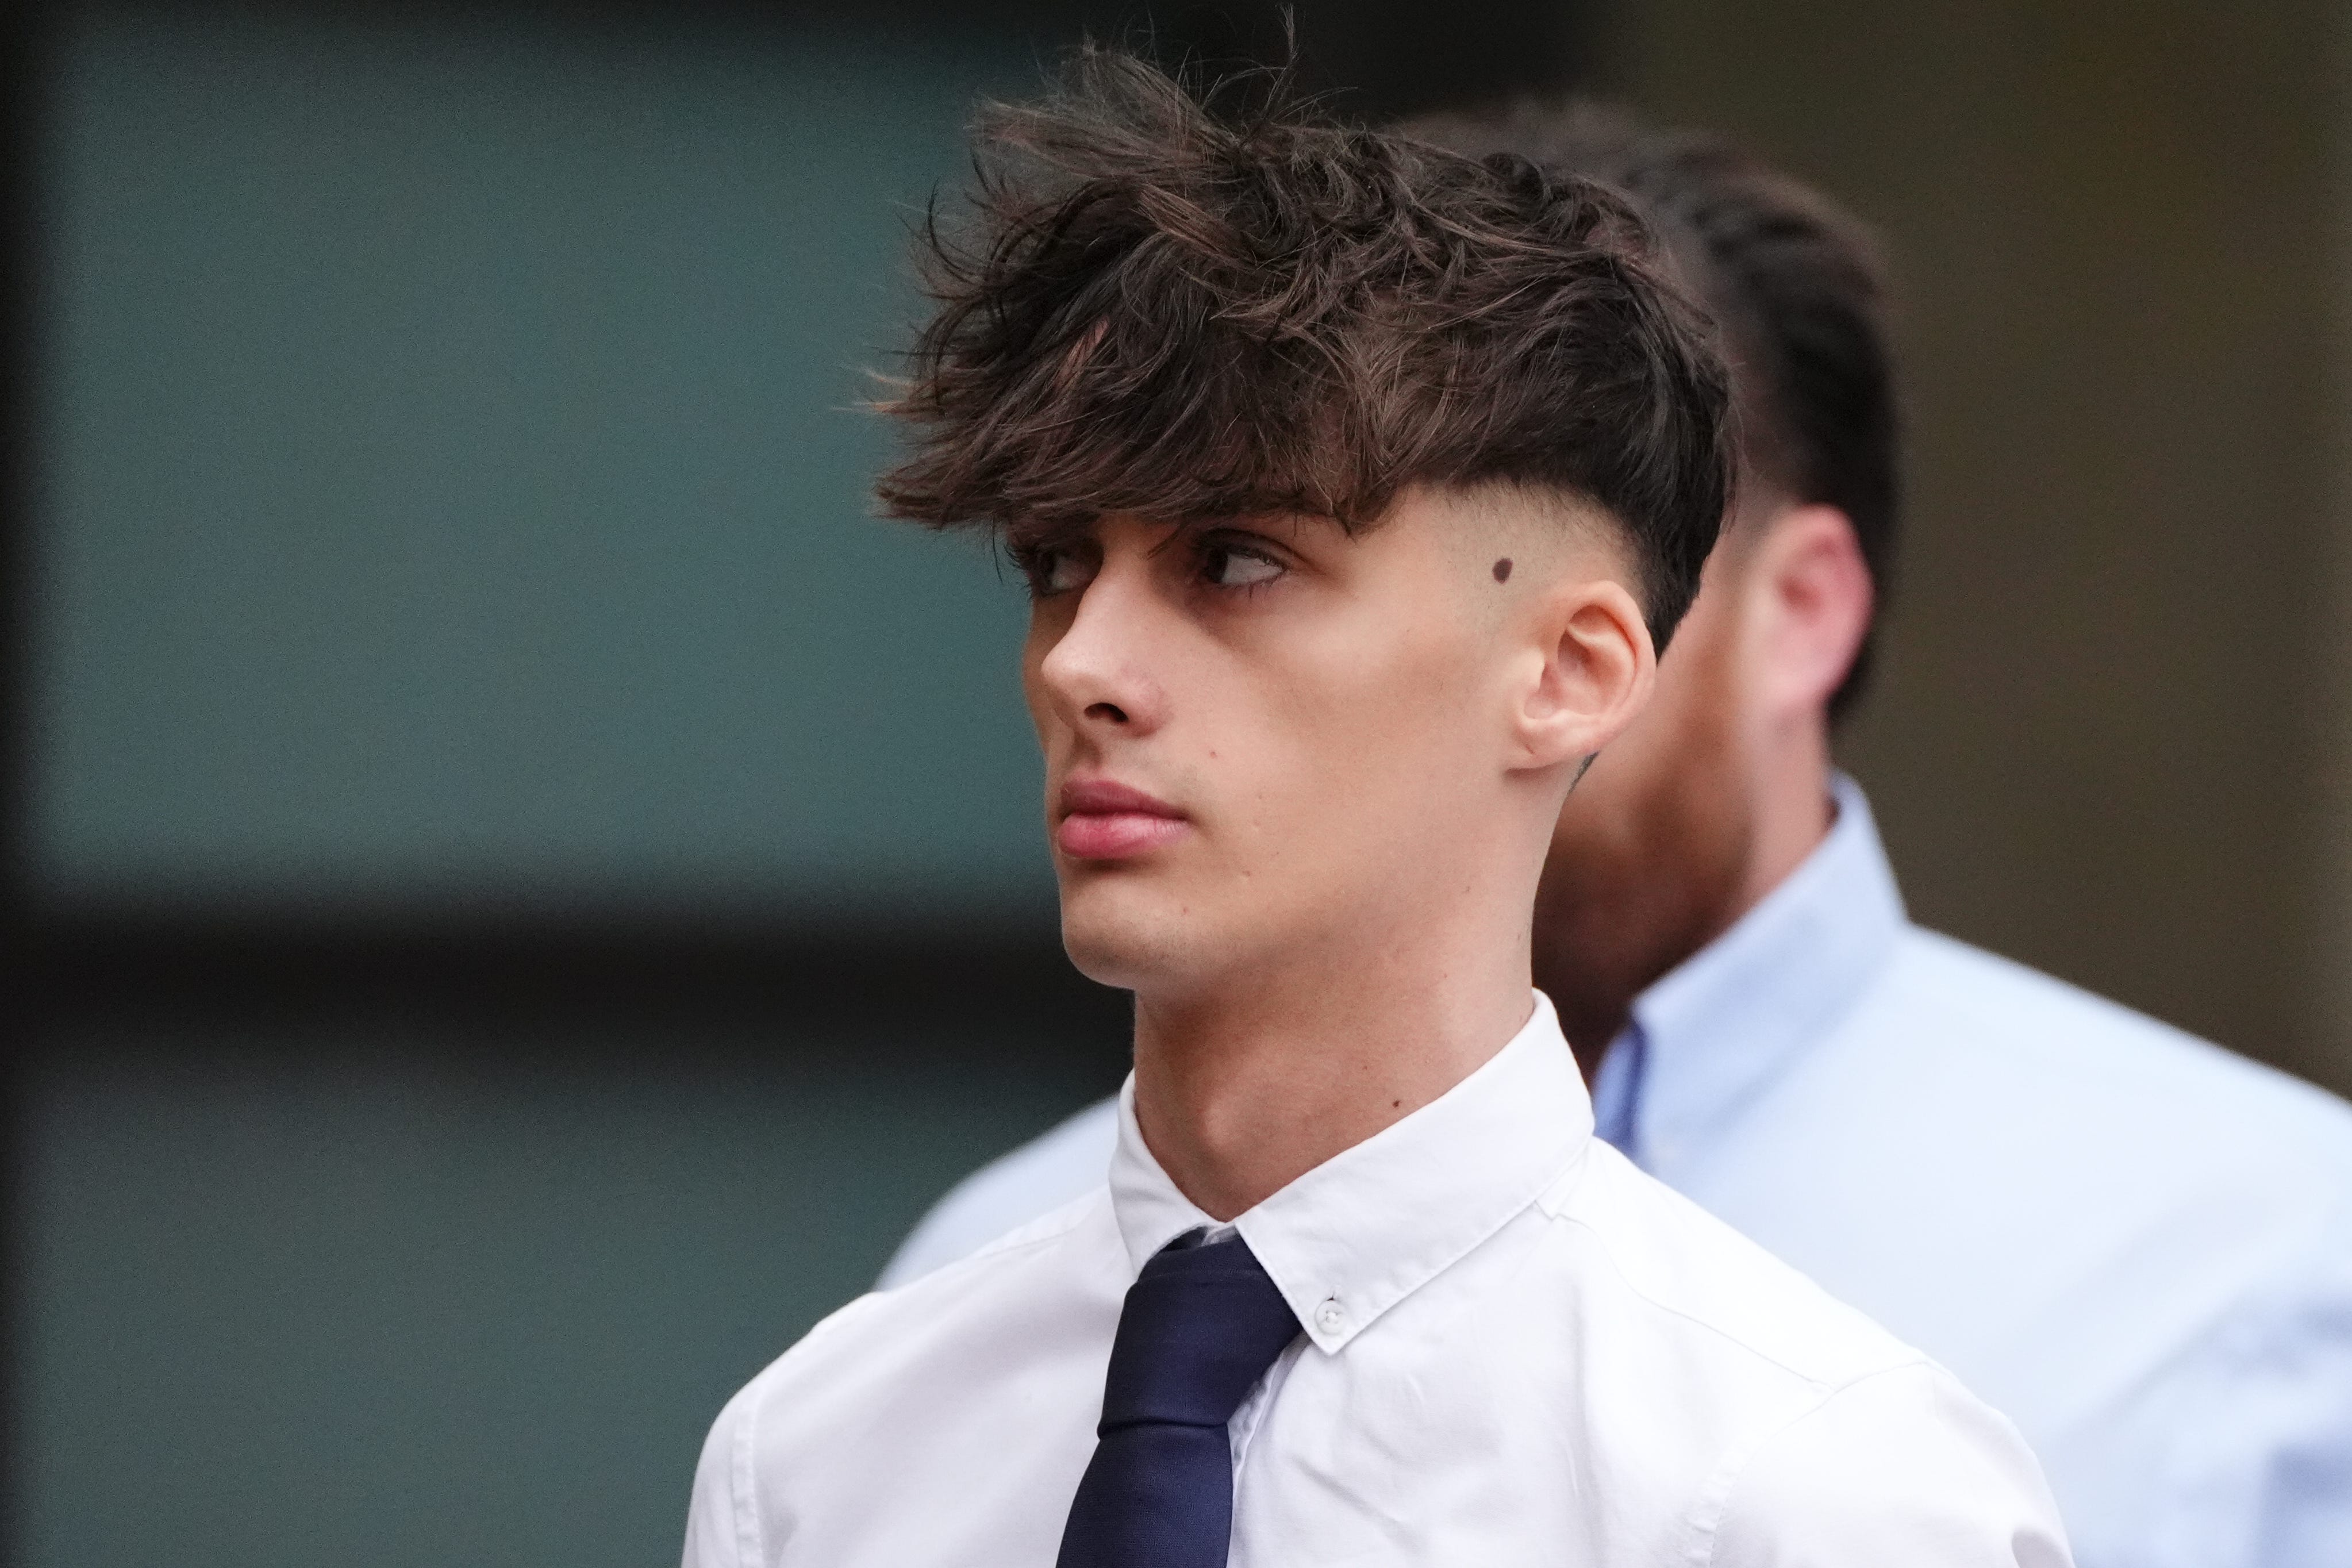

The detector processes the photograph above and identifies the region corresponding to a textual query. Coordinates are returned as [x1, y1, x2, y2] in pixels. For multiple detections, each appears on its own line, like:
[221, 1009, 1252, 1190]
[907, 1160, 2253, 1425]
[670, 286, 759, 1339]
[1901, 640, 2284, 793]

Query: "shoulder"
[1548, 1147, 2071, 1563]
[878, 1097, 1122, 1287]
[1544, 1146, 2069, 1562]
[1876, 928, 2352, 1229]
[751, 1186, 1112, 1419]
[1890, 929, 2352, 1147]
[1705, 1359, 2071, 1567]
[1548, 1139, 1924, 1389]
[685, 1191, 1120, 1566]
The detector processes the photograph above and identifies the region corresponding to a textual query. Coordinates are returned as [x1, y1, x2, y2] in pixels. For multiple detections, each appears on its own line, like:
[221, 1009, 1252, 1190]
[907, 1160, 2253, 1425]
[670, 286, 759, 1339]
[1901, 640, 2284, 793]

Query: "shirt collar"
[1617, 773, 1905, 1171]
[1108, 993, 1593, 1354]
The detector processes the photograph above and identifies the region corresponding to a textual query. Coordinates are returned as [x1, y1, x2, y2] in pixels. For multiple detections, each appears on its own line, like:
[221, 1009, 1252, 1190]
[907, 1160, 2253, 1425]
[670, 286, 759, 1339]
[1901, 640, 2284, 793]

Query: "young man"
[883, 103, 2352, 1568]
[683, 52, 2067, 1567]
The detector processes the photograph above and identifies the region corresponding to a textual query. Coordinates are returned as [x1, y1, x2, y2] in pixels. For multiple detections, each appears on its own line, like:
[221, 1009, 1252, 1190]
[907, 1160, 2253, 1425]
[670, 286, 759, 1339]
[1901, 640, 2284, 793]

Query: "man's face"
[1019, 492, 1573, 998]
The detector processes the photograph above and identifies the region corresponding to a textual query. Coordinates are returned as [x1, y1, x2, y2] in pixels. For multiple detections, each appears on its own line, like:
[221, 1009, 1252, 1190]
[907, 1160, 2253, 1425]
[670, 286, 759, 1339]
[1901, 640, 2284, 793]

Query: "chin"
[1056, 872, 1210, 993]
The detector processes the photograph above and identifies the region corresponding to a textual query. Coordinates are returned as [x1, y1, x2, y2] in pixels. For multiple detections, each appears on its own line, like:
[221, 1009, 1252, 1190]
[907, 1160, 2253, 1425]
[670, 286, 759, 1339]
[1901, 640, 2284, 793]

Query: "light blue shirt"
[881, 778, 2352, 1568]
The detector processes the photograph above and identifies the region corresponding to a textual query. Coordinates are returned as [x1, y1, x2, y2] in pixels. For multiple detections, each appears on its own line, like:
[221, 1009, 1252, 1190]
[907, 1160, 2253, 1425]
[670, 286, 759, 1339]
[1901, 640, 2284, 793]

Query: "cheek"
[1168, 658, 1373, 874]
[1258, 617, 1478, 823]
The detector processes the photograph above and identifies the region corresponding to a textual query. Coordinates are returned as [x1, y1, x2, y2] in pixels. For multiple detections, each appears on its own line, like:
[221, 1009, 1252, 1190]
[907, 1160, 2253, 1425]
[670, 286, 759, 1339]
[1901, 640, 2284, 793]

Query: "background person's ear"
[1742, 504, 1874, 720]
[1511, 577, 1656, 773]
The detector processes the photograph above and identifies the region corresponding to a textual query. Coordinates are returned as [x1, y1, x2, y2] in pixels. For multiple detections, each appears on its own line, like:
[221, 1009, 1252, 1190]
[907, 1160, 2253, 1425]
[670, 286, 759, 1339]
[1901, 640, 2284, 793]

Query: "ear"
[1742, 504, 1874, 717]
[1510, 577, 1657, 773]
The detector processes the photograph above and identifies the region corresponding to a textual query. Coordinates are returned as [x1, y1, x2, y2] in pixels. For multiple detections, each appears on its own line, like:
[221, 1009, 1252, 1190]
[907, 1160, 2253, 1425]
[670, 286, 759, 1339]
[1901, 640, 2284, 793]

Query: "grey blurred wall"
[1604, 0, 2352, 1093]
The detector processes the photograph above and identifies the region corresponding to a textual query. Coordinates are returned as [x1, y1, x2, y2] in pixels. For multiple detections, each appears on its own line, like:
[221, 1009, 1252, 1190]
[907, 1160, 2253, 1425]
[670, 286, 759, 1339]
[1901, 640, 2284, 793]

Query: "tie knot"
[1098, 1233, 1302, 1435]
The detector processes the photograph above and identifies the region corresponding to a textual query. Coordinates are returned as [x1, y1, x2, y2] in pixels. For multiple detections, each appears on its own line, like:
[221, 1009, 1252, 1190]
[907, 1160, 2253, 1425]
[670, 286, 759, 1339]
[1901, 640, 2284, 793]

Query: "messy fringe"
[873, 45, 1732, 641]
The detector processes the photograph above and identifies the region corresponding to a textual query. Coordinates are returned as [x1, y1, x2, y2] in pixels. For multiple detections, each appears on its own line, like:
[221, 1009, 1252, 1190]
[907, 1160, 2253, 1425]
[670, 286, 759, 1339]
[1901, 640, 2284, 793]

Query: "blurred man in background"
[879, 103, 2352, 1567]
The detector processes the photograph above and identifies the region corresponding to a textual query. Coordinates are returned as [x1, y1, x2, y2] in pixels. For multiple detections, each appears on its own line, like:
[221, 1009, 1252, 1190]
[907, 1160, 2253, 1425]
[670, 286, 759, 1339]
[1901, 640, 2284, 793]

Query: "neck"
[1130, 887, 1539, 1221]
[1537, 713, 1837, 1069]
[1742, 713, 1839, 917]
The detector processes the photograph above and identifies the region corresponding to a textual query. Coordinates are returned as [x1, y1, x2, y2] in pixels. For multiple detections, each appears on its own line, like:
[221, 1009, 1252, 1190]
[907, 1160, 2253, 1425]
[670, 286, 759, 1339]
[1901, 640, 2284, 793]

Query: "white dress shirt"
[687, 994, 2069, 1566]
[881, 778, 2352, 1568]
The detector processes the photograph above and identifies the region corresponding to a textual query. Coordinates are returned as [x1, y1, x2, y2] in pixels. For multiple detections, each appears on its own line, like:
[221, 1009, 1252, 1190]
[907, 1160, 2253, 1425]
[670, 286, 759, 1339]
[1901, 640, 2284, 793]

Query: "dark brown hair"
[875, 48, 1734, 646]
[1407, 102, 1900, 719]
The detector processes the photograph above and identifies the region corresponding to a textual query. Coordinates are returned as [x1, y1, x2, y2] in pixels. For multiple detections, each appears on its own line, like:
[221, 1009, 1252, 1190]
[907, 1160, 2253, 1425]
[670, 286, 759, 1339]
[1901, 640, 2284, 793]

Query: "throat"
[1128, 975, 1534, 1220]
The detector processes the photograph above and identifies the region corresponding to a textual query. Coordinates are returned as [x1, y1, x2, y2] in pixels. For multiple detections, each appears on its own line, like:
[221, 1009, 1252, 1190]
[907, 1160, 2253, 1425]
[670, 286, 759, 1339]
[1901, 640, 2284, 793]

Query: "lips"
[1056, 777, 1189, 860]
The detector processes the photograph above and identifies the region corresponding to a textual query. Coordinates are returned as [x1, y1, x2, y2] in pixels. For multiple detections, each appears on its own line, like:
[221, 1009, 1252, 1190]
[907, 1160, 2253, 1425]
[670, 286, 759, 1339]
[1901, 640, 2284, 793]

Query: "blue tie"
[1056, 1231, 1302, 1568]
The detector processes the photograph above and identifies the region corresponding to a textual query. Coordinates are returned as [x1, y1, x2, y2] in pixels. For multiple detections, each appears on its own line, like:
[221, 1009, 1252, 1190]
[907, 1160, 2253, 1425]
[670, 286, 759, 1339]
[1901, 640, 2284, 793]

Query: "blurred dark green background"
[36, 10, 1051, 913]
[15, 1, 2352, 1565]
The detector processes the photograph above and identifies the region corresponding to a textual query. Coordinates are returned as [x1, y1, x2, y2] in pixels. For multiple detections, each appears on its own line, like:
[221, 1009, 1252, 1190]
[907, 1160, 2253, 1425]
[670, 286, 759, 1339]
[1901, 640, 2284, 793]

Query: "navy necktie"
[1056, 1231, 1302, 1568]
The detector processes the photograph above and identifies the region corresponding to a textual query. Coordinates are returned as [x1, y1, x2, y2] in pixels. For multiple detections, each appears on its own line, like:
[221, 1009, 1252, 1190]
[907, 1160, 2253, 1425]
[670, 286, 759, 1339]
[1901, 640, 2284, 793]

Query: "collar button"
[1315, 1298, 1347, 1335]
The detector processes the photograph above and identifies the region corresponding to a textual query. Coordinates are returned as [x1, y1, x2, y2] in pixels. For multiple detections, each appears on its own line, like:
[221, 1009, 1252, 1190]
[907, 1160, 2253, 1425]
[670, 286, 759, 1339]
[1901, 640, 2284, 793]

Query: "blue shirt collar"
[1605, 773, 1907, 1174]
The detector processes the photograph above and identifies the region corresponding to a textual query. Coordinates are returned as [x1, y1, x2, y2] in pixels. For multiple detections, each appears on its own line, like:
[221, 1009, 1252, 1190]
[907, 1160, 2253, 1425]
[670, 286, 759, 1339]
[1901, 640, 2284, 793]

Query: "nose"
[1033, 539, 1171, 737]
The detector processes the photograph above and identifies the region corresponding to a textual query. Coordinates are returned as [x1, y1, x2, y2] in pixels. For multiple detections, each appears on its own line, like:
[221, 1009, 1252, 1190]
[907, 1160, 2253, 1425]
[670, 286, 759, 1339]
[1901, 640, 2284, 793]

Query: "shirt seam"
[1541, 1202, 1912, 1390]
[1540, 1201, 1934, 1565]
[731, 1377, 765, 1567]
[918, 1189, 1106, 1280]
[1687, 1360, 1937, 1568]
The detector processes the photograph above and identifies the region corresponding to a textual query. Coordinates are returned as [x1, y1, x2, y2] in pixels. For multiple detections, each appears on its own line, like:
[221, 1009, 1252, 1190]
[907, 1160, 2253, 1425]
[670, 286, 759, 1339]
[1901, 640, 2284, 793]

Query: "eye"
[1196, 536, 1287, 590]
[1014, 540, 1097, 598]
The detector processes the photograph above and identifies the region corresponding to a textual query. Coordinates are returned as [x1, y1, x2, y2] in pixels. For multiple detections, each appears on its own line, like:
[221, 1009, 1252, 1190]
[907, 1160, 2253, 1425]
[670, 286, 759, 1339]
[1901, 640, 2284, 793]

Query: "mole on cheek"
[1492, 558, 1513, 583]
